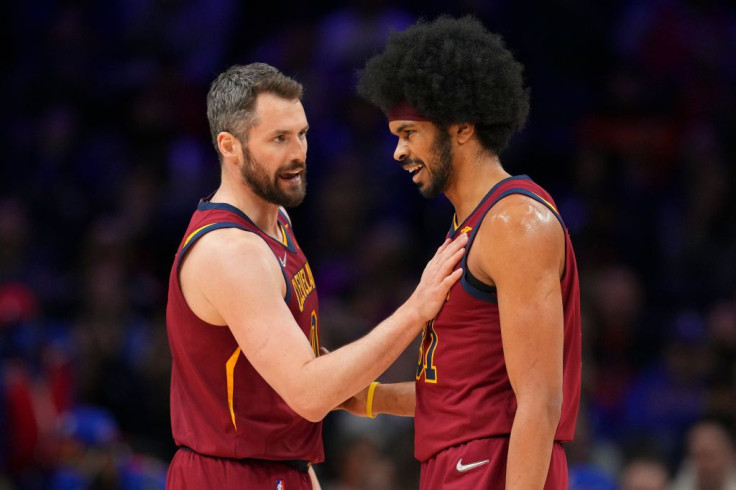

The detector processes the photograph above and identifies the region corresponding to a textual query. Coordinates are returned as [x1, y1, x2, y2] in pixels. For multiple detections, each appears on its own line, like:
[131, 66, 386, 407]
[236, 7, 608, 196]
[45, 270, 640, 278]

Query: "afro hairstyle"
[358, 15, 530, 155]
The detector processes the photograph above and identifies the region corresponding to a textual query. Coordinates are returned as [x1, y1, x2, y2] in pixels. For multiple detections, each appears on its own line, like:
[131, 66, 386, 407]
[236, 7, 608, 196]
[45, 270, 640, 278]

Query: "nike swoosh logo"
[456, 458, 490, 472]
[278, 252, 287, 268]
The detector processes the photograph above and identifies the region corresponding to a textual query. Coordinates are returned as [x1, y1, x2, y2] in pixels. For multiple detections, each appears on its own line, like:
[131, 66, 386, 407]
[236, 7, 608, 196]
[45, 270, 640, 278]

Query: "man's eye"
[274, 135, 285, 142]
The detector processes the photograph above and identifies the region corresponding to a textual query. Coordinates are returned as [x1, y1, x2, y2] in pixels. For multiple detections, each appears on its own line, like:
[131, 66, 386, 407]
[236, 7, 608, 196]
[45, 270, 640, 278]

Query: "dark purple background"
[2, 1, 735, 488]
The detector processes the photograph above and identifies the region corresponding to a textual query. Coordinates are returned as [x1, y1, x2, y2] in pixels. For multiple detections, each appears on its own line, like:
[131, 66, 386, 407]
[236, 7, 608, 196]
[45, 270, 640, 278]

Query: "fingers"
[449, 246, 465, 264]
[442, 233, 468, 257]
[432, 234, 467, 262]
[434, 247, 465, 280]
[430, 234, 467, 273]
[435, 237, 452, 253]
[442, 267, 465, 288]
[450, 232, 469, 248]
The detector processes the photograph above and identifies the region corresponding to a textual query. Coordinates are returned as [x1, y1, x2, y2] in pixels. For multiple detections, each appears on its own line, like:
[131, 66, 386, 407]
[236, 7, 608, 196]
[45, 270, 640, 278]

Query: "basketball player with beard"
[165, 63, 467, 489]
[350, 16, 583, 490]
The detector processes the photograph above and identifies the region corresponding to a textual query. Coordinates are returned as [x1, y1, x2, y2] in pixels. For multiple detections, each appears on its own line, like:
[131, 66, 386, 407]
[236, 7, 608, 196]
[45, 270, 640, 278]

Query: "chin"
[418, 183, 442, 199]
[282, 191, 307, 208]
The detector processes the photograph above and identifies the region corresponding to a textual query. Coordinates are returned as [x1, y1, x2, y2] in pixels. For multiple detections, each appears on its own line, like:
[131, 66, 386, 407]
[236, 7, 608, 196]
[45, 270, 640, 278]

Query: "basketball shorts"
[419, 436, 568, 489]
[167, 447, 313, 489]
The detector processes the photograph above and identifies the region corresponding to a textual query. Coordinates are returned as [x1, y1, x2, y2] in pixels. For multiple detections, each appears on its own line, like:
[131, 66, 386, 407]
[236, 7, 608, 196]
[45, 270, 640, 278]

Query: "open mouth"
[403, 162, 425, 181]
[279, 170, 303, 181]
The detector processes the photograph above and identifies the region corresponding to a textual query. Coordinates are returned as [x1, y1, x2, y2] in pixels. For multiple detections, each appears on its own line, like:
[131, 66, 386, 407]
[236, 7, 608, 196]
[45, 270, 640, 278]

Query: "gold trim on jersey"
[226, 347, 241, 431]
[278, 224, 288, 245]
[184, 223, 218, 247]
[536, 195, 559, 213]
[452, 214, 473, 235]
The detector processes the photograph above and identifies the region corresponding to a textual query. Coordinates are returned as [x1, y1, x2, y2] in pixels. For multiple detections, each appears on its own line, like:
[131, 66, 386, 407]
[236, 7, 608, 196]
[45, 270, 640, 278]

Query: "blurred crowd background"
[2, 0, 736, 489]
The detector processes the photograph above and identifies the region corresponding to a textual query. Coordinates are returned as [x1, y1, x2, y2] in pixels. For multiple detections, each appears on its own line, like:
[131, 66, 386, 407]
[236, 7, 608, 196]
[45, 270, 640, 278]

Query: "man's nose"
[393, 139, 407, 162]
[292, 136, 307, 161]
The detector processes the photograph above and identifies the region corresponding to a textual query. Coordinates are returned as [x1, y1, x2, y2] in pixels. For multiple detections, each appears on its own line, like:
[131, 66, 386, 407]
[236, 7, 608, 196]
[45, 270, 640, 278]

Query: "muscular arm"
[180, 228, 465, 422]
[475, 195, 565, 490]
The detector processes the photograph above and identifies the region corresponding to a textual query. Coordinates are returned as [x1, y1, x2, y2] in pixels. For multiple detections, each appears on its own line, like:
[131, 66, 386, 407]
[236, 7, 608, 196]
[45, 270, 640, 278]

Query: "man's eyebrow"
[396, 123, 416, 133]
[270, 125, 309, 135]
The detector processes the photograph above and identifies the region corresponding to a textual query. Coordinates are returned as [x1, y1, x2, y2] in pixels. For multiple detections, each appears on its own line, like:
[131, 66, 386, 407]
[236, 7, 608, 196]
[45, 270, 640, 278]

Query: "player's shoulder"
[481, 193, 561, 240]
[189, 226, 274, 267]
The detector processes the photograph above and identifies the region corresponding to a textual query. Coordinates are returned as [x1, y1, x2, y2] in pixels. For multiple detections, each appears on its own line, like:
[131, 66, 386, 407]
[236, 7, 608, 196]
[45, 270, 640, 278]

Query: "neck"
[210, 173, 282, 240]
[444, 150, 510, 225]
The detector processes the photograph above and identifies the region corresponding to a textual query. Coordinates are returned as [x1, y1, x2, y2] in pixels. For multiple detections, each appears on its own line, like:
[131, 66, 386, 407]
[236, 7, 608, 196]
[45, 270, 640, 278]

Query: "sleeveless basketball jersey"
[166, 198, 323, 463]
[414, 175, 581, 462]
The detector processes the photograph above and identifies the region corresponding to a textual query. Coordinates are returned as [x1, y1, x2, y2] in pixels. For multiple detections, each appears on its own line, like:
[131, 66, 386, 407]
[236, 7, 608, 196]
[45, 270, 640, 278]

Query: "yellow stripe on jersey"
[533, 194, 559, 214]
[453, 214, 472, 235]
[226, 347, 241, 431]
[279, 224, 288, 246]
[184, 223, 219, 247]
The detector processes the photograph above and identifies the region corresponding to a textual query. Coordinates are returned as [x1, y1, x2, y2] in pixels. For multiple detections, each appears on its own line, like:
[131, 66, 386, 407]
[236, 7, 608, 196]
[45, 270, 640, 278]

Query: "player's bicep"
[497, 272, 563, 402]
[479, 197, 564, 401]
[197, 231, 317, 400]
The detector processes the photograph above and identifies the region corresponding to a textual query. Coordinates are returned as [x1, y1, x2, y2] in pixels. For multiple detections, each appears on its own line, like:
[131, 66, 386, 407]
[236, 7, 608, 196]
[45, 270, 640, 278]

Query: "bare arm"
[180, 229, 466, 422]
[339, 381, 416, 417]
[476, 195, 565, 490]
[308, 466, 320, 489]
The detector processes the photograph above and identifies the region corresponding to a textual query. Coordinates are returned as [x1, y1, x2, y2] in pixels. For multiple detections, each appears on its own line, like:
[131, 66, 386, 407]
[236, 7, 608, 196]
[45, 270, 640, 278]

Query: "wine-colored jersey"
[166, 198, 323, 463]
[414, 175, 581, 462]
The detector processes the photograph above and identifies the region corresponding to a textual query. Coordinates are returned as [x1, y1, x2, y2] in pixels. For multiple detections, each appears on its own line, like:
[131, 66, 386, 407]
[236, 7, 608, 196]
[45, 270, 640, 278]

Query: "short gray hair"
[206, 63, 303, 156]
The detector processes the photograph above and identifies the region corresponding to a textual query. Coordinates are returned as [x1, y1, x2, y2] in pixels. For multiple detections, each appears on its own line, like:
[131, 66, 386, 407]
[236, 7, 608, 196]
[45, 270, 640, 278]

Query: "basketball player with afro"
[346, 16, 582, 489]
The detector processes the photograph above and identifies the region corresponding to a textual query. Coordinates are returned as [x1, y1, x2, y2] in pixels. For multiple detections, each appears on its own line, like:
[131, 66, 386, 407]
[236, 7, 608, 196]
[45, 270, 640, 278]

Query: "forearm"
[371, 382, 415, 416]
[243, 234, 466, 422]
[293, 303, 424, 420]
[341, 381, 416, 417]
[505, 399, 560, 489]
[308, 466, 321, 489]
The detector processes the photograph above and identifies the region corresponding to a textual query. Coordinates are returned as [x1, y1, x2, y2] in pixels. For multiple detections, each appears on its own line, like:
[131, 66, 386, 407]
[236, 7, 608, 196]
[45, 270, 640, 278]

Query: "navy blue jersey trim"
[276, 208, 297, 251]
[448, 175, 531, 238]
[177, 221, 292, 304]
[459, 185, 568, 296]
[457, 182, 567, 303]
[460, 271, 498, 303]
[197, 200, 297, 252]
[278, 207, 293, 227]
[177, 222, 240, 270]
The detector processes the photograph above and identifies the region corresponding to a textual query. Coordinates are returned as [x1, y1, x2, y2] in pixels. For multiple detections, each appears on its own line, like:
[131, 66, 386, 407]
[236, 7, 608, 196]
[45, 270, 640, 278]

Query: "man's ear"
[217, 131, 242, 160]
[452, 123, 475, 145]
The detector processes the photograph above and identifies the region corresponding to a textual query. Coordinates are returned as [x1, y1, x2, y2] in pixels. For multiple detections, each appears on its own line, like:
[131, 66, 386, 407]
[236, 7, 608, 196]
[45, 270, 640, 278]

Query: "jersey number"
[416, 319, 438, 383]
